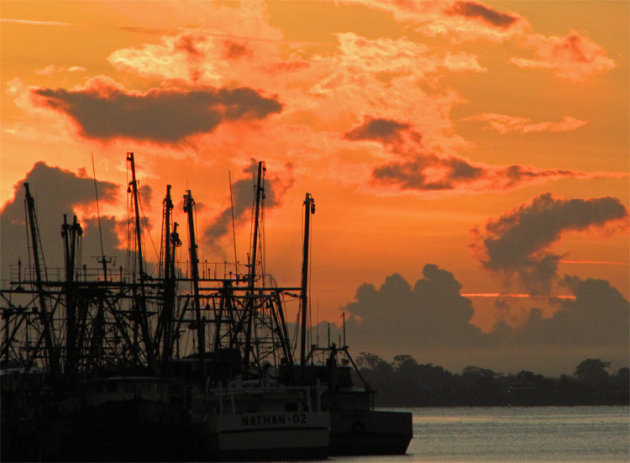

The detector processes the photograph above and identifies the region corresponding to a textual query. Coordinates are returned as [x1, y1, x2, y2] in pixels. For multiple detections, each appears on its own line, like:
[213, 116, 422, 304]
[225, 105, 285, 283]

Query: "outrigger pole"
[244, 161, 265, 370]
[300, 193, 315, 371]
[127, 152, 155, 372]
[24, 183, 60, 379]
[184, 190, 207, 387]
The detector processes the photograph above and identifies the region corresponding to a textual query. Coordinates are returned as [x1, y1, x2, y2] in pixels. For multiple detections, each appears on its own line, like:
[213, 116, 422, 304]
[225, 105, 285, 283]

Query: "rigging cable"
[91, 153, 106, 267]
[229, 171, 238, 275]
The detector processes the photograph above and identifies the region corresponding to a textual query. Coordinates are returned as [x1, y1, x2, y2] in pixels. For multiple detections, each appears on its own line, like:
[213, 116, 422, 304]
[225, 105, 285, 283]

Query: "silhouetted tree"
[350, 353, 627, 406]
[356, 352, 393, 376]
[574, 358, 610, 386]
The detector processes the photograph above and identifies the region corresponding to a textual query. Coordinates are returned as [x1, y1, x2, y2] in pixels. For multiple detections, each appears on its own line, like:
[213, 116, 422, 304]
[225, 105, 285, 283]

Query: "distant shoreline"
[355, 354, 630, 408]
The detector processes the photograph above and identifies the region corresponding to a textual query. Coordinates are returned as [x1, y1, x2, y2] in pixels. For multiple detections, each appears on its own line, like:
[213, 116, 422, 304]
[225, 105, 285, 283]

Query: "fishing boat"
[286, 343, 412, 455]
[287, 191, 413, 455]
[1, 154, 407, 461]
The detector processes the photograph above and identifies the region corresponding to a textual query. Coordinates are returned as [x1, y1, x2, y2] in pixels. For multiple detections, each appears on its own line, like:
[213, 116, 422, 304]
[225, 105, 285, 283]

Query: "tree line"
[354, 353, 629, 407]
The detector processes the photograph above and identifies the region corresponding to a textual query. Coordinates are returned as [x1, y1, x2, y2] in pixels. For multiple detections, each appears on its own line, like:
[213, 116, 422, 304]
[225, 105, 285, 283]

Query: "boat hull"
[46, 398, 197, 462]
[207, 411, 329, 461]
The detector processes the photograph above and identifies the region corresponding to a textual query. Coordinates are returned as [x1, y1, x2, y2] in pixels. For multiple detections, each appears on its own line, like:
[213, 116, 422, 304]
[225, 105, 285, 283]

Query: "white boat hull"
[208, 411, 329, 460]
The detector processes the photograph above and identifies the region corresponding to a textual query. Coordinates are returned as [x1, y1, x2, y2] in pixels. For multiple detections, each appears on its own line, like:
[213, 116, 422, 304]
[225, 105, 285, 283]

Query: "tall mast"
[168, 222, 181, 359]
[160, 185, 176, 363]
[300, 193, 315, 369]
[127, 152, 155, 372]
[183, 190, 206, 385]
[244, 161, 265, 369]
[24, 183, 59, 379]
[62, 214, 82, 377]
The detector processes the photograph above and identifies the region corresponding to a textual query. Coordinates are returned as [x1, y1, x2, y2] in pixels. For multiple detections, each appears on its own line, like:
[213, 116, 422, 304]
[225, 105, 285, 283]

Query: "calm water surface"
[330, 406, 629, 462]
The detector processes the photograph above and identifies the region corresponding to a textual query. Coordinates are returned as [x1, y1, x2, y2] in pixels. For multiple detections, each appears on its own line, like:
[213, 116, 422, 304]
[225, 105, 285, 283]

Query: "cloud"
[0, 18, 73, 27]
[511, 31, 617, 81]
[474, 193, 628, 293]
[345, 117, 593, 194]
[447, 1, 520, 29]
[373, 156, 481, 191]
[344, 116, 411, 144]
[107, 8, 287, 85]
[339, 1, 614, 81]
[508, 276, 629, 347]
[34, 65, 56, 76]
[467, 113, 589, 134]
[346, 264, 486, 350]
[1, 162, 119, 280]
[109, 31, 227, 83]
[203, 160, 293, 257]
[332, 33, 486, 76]
[336, 0, 527, 42]
[32, 77, 283, 144]
[341, 266, 628, 373]
[34, 64, 87, 76]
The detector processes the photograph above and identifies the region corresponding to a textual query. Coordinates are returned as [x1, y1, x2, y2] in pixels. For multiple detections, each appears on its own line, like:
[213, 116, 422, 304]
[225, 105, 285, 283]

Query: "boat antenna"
[327, 322, 330, 348]
[91, 153, 109, 280]
[300, 193, 315, 370]
[229, 171, 238, 275]
[316, 300, 320, 348]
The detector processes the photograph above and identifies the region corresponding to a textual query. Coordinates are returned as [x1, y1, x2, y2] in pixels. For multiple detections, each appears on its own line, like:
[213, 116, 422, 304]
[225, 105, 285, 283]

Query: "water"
[330, 406, 629, 462]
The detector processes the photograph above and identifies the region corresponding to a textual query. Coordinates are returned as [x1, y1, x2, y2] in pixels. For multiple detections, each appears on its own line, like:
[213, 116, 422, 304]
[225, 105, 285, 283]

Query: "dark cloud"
[80, 216, 129, 270]
[1, 162, 119, 281]
[373, 156, 484, 190]
[340, 266, 628, 374]
[346, 115, 590, 193]
[203, 160, 293, 256]
[33, 83, 283, 144]
[449, 1, 519, 28]
[345, 117, 411, 144]
[345, 264, 486, 350]
[503, 165, 578, 186]
[174, 34, 205, 57]
[139, 184, 153, 211]
[223, 41, 250, 60]
[475, 193, 628, 293]
[506, 276, 629, 347]
[370, 156, 584, 192]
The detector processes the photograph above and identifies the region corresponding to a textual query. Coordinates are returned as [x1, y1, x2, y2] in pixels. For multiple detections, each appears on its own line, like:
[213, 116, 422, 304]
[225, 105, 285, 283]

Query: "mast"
[244, 161, 265, 369]
[183, 190, 206, 385]
[168, 221, 181, 360]
[126, 152, 155, 372]
[24, 183, 59, 379]
[300, 193, 315, 369]
[159, 185, 177, 363]
[62, 214, 82, 377]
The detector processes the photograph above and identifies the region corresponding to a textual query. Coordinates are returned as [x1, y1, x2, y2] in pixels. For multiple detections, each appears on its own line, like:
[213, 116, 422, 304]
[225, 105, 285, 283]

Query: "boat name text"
[241, 413, 307, 426]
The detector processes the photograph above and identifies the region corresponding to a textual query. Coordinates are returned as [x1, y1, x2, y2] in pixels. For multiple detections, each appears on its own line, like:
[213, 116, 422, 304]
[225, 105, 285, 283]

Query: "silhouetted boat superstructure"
[291, 343, 413, 455]
[291, 186, 412, 456]
[1, 153, 410, 461]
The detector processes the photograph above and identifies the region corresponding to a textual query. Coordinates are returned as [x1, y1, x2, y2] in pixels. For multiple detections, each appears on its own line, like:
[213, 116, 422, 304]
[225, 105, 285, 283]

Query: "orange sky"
[1, 0, 628, 373]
